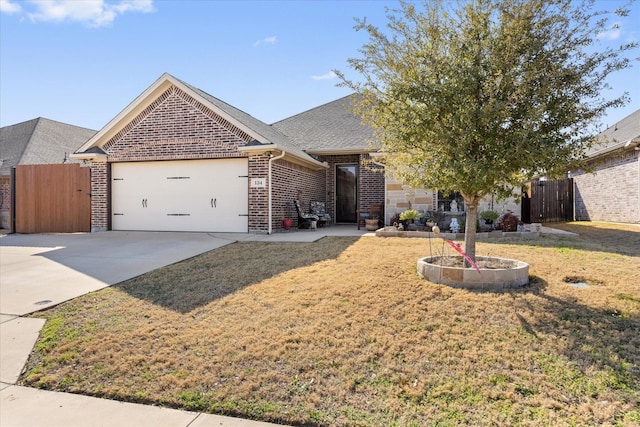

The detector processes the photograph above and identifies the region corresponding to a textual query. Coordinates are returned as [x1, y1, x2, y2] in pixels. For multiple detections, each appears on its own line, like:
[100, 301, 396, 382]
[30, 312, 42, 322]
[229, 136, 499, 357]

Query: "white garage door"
[111, 159, 248, 232]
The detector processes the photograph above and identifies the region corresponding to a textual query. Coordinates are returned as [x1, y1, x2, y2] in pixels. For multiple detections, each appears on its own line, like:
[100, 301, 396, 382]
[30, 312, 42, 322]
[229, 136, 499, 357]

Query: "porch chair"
[294, 200, 319, 229]
[309, 200, 331, 227]
[356, 203, 384, 230]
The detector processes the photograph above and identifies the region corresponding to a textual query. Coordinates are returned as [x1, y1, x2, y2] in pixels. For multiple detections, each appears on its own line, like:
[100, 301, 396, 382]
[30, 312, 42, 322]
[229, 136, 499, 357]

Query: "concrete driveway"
[0, 231, 239, 316]
[0, 231, 237, 386]
[0, 227, 366, 426]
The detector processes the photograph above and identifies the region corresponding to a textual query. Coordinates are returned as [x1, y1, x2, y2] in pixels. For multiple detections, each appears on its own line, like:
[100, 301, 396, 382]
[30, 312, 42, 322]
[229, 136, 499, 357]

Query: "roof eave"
[306, 147, 380, 156]
[239, 144, 328, 170]
[75, 73, 280, 155]
[587, 136, 640, 160]
[69, 152, 108, 162]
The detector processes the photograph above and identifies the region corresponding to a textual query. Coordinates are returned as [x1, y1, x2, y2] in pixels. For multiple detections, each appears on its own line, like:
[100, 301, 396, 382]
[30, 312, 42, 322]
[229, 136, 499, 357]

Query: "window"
[437, 191, 464, 212]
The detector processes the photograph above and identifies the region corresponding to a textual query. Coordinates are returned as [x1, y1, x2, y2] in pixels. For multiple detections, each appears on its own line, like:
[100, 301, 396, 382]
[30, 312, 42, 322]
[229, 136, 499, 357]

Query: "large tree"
[338, 0, 637, 262]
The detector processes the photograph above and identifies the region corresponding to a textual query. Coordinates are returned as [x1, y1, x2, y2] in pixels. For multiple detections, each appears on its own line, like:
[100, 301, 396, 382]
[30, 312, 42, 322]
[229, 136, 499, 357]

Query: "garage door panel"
[112, 159, 248, 232]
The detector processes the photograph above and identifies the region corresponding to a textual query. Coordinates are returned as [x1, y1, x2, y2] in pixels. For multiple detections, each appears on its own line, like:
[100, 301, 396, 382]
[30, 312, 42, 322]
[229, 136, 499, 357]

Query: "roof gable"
[74, 73, 325, 169]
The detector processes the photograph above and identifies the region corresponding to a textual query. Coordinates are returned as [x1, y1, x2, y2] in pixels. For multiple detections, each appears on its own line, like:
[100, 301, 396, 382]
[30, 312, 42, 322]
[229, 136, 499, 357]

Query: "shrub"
[399, 209, 420, 221]
[497, 210, 520, 232]
[480, 210, 499, 222]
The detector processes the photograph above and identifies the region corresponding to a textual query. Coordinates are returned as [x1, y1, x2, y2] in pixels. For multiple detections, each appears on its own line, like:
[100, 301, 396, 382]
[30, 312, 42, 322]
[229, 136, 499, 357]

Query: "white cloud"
[0, 0, 22, 14]
[311, 71, 337, 81]
[253, 36, 277, 47]
[12, 0, 154, 27]
[597, 22, 622, 40]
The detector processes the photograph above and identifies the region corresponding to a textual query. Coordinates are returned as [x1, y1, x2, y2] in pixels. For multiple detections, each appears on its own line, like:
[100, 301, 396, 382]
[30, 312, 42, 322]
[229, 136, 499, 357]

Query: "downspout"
[268, 150, 286, 234]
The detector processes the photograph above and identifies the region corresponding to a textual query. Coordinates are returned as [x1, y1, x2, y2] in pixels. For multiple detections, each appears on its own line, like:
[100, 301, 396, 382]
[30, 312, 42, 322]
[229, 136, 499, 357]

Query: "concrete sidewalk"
[0, 385, 280, 427]
[0, 226, 368, 427]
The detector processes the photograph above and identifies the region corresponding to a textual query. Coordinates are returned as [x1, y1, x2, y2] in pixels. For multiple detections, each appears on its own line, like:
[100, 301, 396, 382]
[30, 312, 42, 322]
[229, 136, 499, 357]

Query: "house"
[71, 73, 528, 234]
[572, 109, 640, 223]
[72, 73, 384, 233]
[0, 118, 96, 230]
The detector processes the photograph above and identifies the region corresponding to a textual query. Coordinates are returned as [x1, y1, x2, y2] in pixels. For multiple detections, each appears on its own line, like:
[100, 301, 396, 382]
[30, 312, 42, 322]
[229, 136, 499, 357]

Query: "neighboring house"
[0, 118, 96, 229]
[572, 109, 640, 223]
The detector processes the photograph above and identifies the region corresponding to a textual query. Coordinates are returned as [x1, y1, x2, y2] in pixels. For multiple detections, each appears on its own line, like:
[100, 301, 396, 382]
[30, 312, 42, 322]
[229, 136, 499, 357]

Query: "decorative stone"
[417, 256, 529, 289]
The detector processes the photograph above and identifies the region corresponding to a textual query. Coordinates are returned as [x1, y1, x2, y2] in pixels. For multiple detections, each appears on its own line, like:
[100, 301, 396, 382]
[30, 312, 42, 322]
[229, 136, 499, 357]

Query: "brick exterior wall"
[90, 85, 260, 231]
[573, 150, 639, 223]
[89, 84, 332, 233]
[271, 159, 326, 229]
[0, 176, 11, 230]
[248, 155, 269, 232]
[358, 154, 385, 211]
[89, 162, 109, 231]
[317, 154, 386, 224]
[106, 86, 252, 161]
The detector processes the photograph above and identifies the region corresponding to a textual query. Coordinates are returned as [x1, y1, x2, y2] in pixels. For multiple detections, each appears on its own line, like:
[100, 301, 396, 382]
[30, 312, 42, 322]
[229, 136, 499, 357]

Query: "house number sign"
[251, 178, 266, 188]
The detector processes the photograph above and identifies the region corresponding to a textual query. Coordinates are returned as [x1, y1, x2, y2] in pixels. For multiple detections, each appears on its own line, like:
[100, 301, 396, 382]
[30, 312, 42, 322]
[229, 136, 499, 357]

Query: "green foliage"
[399, 209, 420, 220]
[35, 315, 64, 353]
[337, 0, 637, 259]
[479, 210, 499, 222]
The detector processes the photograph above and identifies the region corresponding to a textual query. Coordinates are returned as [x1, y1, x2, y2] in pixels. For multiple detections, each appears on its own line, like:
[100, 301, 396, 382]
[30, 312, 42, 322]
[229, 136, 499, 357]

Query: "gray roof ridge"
[0, 117, 40, 164]
[7, 117, 95, 170]
[20, 117, 45, 164]
[271, 93, 356, 125]
[34, 116, 97, 133]
[1, 117, 41, 130]
[173, 76, 290, 142]
[171, 75, 310, 154]
[173, 76, 259, 122]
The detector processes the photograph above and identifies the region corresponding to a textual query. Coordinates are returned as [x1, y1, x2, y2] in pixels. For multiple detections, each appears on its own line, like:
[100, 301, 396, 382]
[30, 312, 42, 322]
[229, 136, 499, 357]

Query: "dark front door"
[335, 164, 357, 223]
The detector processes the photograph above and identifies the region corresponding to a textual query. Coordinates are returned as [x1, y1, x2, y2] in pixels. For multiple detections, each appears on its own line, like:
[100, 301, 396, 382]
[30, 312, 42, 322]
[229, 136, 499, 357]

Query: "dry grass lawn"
[22, 222, 640, 426]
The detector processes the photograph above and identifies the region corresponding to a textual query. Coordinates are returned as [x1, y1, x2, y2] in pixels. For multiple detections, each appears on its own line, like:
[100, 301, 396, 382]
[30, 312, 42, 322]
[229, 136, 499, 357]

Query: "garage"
[111, 158, 248, 232]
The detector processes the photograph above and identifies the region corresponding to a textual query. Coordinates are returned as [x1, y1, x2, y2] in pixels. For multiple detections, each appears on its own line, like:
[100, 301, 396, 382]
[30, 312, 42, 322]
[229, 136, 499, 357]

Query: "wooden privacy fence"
[529, 178, 574, 223]
[15, 164, 91, 233]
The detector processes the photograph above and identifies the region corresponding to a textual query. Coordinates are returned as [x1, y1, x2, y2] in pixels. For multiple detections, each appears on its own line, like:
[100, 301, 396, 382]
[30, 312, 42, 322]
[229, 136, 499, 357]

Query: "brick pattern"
[316, 154, 386, 223]
[271, 159, 325, 229]
[90, 84, 262, 231]
[104, 86, 252, 153]
[358, 154, 385, 210]
[248, 155, 269, 232]
[106, 88, 250, 162]
[89, 162, 109, 231]
[573, 150, 639, 223]
[87, 84, 395, 232]
[320, 154, 359, 222]
[0, 177, 10, 211]
[0, 176, 10, 229]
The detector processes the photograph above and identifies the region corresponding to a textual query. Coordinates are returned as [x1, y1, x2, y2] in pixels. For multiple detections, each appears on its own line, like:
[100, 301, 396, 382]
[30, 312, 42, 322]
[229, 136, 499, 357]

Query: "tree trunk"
[464, 200, 479, 265]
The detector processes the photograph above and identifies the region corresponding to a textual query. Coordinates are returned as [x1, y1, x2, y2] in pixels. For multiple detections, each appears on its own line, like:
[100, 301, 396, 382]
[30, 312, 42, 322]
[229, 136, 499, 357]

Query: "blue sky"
[1, 0, 638, 132]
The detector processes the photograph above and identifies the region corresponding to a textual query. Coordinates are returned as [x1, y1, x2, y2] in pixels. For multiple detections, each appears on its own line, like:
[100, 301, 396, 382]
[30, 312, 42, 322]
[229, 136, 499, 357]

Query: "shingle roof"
[587, 109, 640, 157]
[272, 94, 377, 154]
[0, 118, 96, 176]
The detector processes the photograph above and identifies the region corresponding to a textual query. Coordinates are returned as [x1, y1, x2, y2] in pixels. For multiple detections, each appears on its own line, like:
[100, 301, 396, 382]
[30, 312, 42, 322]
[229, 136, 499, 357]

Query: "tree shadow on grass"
[114, 237, 361, 314]
[481, 222, 640, 257]
[474, 276, 639, 408]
